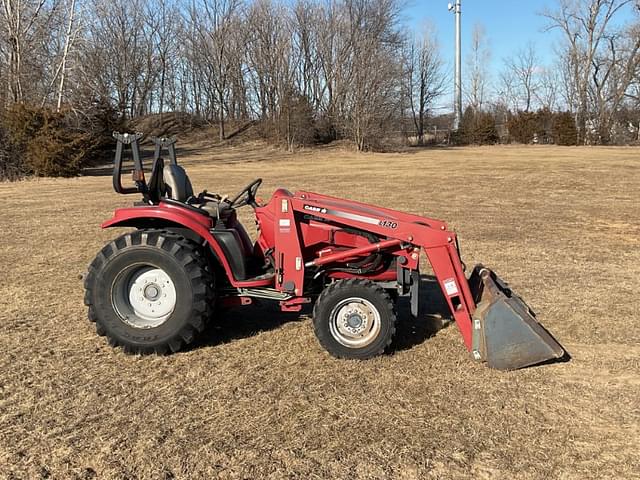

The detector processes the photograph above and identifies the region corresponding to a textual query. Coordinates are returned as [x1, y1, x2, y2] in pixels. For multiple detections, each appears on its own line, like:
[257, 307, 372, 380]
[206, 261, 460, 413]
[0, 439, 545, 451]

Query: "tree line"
[0, 0, 639, 179]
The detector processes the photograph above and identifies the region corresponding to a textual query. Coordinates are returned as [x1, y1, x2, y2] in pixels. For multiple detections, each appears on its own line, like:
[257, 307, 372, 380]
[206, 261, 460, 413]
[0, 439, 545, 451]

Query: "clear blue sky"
[405, 0, 558, 65]
[404, 0, 559, 110]
[404, 0, 638, 112]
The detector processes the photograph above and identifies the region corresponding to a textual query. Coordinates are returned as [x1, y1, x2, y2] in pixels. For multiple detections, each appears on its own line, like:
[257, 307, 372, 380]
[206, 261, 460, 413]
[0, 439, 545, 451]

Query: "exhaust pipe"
[468, 265, 566, 370]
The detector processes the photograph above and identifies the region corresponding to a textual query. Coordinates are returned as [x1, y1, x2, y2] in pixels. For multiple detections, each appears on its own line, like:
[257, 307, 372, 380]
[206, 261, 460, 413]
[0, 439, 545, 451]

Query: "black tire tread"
[84, 229, 214, 354]
[312, 278, 396, 360]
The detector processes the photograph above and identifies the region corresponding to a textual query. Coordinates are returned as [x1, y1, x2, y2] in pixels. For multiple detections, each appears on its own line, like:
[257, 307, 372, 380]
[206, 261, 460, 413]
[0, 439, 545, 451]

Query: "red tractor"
[83, 134, 565, 370]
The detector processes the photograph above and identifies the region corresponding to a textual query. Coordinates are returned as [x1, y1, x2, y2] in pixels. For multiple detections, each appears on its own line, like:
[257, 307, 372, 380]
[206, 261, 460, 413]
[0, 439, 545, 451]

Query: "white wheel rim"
[328, 297, 381, 348]
[112, 265, 177, 329]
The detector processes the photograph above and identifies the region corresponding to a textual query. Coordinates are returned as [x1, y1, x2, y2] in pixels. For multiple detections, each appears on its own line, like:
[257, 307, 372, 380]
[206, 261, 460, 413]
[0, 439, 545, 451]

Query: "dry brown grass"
[0, 144, 639, 479]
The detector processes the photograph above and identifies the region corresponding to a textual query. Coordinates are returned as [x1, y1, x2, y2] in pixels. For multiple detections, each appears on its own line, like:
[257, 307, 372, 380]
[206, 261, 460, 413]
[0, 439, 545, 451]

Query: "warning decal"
[443, 278, 459, 296]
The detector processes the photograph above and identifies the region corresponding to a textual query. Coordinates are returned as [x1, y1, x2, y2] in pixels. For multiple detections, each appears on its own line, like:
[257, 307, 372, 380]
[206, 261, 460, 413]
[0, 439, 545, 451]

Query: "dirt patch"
[0, 145, 639, 478]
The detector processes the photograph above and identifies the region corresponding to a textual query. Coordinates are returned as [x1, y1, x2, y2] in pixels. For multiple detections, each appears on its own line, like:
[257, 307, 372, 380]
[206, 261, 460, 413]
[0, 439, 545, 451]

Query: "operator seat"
[148, 156, 194, 204]
[163, 163, 194, 202]
[148, 156, 232, 221]
[148, 157, 261, 280]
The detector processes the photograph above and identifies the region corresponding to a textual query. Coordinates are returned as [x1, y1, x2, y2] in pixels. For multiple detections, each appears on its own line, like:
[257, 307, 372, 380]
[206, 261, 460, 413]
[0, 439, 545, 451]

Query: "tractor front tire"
[313, 279, 396, 360]
[84, 230, 213, 354]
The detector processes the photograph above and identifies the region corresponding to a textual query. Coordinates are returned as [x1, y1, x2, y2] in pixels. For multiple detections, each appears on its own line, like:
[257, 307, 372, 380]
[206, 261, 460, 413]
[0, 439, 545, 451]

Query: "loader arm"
[282, 191, 478, 347]
[274, 190, 565, 370]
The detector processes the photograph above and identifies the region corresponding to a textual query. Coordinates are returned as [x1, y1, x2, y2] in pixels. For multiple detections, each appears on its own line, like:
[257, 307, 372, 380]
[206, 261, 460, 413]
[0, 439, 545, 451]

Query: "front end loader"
[83, 134, 565, 370]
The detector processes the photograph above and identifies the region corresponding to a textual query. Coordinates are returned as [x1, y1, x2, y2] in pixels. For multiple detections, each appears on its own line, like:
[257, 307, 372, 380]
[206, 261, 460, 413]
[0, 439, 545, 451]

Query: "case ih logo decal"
[304, 205, 327, 214]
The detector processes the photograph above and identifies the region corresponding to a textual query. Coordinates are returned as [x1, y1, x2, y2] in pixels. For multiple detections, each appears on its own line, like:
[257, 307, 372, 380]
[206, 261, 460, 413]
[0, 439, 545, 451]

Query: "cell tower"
[448, 1, 462, 130]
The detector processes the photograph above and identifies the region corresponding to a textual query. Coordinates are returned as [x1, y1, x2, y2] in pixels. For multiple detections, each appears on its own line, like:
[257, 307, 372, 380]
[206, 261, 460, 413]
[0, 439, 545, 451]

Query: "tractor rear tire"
[84, 229, 213, 354]
[313, 279, 396, 360]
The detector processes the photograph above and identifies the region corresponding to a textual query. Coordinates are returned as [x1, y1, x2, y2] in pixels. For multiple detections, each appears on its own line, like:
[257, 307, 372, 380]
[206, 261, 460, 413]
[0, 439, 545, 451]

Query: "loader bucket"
[468, 265, 565, 370]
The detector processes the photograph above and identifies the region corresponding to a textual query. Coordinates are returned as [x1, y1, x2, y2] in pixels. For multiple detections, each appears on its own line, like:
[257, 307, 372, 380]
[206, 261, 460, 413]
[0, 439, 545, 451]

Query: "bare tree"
[81, 0, 156, 118]
[405, 26, 446, 144]
[0, 0, 58, 104]
[555, 49, 579, 113]
[149, 0, 179, 117]
[244, 0, 293, 121]
[35, 0, 83, 109]
[464, 23, 491, 112]
[590, 19, 640, 142]
[57, 0, 79, 110]
[343, 0, 406, 150]
[625, 26, 640, 139]
[314, 1, 350, 129]
[496, 68, 518, 113]
[543, 0, 640, 143]
[291, 0, 323, 111]
[6, 0, 640, 155]
[500, 43, 539, 112]
[536, 66, 560, 111]
[187, 0, 243, 139]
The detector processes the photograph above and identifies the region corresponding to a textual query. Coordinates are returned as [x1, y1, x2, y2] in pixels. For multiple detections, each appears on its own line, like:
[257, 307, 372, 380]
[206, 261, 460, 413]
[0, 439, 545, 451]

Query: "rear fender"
[101, 204, 241, 286]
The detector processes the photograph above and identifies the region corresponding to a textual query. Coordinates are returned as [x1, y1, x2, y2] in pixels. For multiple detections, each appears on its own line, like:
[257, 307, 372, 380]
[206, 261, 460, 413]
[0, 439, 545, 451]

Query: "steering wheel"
[229, 178, 263, 208]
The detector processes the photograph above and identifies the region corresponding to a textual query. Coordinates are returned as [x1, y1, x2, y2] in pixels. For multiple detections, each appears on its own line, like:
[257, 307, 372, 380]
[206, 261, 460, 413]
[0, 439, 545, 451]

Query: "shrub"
[507, 111, 538, 144]
[553, 112, 578, 146]
[26, 121, 90, 177]
[81, 98, 125, 155]
[0, 102, 120, 180]
[1, 105, 84, 177]
[506, 108, 557, 144]
[504, 109, 578, 146]
[458, 107, 499, 145]
[536, 108, 555, 143]
[256, 93, 320, 150]
[279, 93, 316, 150]
[313, 115, 337, 144]
[0, 126, 25, 181]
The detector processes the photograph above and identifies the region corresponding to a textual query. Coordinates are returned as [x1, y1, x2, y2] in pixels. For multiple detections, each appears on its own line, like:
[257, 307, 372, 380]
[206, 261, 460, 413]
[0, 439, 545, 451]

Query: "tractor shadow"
[390, 275, 453, 353]
[191, 302, 307, 350]
[190, 274, 452, 353]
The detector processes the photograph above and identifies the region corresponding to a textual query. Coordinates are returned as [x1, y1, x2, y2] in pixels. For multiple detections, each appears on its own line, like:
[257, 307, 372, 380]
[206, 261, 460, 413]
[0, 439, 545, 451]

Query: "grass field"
[1, 144, 639, 479]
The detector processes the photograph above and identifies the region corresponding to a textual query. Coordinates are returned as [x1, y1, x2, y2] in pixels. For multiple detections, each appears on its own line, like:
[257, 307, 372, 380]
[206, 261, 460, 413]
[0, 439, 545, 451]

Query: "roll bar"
[112, 132, 146, 195]
[152, 136, 178, 166]
[112, 132, 179, 198]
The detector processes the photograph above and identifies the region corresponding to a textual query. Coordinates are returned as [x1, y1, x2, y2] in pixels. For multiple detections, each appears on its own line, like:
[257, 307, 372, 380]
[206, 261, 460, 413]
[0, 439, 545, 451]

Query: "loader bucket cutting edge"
[468, 265, 566, 371]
